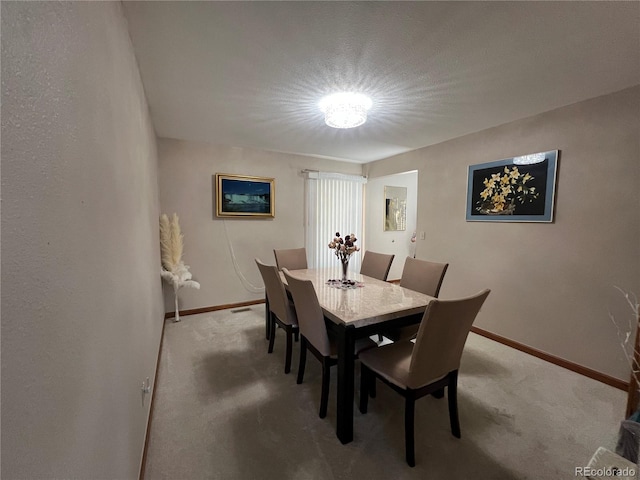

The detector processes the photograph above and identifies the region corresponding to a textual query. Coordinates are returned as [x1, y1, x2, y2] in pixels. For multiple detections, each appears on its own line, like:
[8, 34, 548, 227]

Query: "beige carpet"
[143, 306, 625, 479]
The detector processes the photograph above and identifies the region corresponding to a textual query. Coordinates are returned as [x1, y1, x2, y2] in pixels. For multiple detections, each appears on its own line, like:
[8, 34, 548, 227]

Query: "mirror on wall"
[384, 186, 407, 231]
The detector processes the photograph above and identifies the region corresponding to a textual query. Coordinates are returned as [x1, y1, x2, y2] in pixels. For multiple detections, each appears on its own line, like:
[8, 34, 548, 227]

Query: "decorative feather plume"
[159, 213, 199, 322]
[160, 213, 185, 273]
[159, 214, 173, 271]
[169, 213, 184, 270]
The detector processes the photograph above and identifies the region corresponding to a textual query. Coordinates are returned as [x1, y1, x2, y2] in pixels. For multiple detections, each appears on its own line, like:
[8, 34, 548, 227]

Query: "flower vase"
[341, 258, 350, 282]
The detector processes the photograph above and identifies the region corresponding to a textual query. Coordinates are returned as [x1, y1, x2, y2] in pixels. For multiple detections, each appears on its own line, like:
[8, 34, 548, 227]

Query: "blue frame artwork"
[215, 173, 275, 218]
[466, 150, 558, 222]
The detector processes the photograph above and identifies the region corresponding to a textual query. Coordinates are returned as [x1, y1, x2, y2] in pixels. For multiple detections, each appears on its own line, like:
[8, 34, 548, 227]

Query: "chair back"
[407, 289, 490, 389]
[400, 257, 449, 297]
[282, 269, 331, 356]
[360, 251, 395, 281]
[274, 248, 308, 271]
[255, 259, 297, 326]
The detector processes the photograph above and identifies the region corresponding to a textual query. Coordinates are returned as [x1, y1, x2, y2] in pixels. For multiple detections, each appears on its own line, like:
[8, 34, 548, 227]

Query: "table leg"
[336, 323, 356, 444]
[265, 295, 271, 340]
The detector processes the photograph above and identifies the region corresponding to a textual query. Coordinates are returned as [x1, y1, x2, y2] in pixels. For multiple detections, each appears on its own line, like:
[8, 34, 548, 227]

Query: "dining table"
[273, 267, 435, 444]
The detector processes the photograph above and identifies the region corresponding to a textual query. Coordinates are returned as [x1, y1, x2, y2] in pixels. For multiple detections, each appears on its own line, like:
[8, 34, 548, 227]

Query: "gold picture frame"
[215, 173, 275, 218]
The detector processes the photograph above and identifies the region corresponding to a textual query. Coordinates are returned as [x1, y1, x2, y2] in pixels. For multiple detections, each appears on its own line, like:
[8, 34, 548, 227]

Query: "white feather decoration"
[168, 213, 184, 270]
[159, 214, 173, 271]
[159, 213, 200, 322]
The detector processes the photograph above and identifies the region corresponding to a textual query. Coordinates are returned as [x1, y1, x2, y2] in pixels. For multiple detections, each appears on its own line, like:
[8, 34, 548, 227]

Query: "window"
[304, 172, 366, 270]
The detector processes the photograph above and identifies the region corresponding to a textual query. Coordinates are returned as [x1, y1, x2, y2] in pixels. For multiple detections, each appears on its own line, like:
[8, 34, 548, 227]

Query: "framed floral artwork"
[215, 173, 275, 218]
[466, 150, 558, 222]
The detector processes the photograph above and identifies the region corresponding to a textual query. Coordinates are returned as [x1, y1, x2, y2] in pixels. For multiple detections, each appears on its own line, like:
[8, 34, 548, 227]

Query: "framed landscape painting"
[215, 173, 275, 218]
[466, 150, 558, 222]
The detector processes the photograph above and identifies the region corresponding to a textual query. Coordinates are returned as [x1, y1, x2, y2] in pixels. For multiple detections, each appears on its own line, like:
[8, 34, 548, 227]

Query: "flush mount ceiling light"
[319, 92, 372, 129]
[513, 152, 546, 165]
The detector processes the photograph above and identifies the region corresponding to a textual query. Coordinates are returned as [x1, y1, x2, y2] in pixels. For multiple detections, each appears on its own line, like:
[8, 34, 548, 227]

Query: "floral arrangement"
[160, 213, 200, 322]
[328, 231, 360, 264]
[476, 165, 539, 214]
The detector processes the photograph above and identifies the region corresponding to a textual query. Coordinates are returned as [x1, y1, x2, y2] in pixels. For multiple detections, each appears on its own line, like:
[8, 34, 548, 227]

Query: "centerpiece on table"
[328, 231, 360, 283]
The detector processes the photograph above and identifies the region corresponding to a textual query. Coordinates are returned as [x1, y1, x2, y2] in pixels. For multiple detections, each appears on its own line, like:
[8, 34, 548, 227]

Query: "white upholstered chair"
[384, 256, 449, 341]
[359, 289, 490, 467]
[283, 269, 376, 418]
[273, 248, 308, 271]
[255, 259, 298, 374]
[360, 251, 395, 281]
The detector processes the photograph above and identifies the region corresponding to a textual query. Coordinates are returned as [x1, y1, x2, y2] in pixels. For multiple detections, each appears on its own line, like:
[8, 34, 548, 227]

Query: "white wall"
[365, 171, 418, 280]
[364, 86, 640, 381]
[1, 3, 164, 478]
[158, 138, 363, 311]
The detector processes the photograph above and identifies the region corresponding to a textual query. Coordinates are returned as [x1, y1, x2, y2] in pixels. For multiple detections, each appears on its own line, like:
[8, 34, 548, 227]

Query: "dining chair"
[255, 259, 299, 374]
[358, 289, 490, 467]
[360, 251, 395, 342]
[384, 257, 449, 341]
[273, 248, 308, 271]
[360, 251, 395, 281]
[282, 268, 377, 418]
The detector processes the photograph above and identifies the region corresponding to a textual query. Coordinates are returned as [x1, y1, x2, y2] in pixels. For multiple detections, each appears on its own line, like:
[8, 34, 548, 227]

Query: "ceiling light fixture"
[319, 92, 372, 129]
[513, 152, 546, 165]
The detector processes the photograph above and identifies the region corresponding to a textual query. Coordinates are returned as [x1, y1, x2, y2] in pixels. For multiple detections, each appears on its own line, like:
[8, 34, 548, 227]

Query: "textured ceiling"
[123, 2, 639, 163]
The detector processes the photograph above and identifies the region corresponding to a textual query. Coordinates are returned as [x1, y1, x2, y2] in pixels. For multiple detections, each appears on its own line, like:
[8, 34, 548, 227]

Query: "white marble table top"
[282, 268, 434, 329]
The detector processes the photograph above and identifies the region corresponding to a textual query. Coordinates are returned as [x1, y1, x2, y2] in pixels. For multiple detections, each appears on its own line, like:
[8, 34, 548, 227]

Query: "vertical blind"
[304, 172, 366, 270]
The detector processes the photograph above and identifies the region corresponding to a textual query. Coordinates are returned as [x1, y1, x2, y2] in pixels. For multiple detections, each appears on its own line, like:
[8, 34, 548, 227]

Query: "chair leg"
[319, 357, 330, 419]
[265, 296, 270, 340]
[284, 326, 293, 374]
[297, 337, 307, 384]
[448, 371, 461, 438]
[359, 365, 370, 414]
[369, 376, 376, 398]
[267, 314, 276, 354]
[294, 330, 299, 342]
[377, 333, 384, 342]
[405, 396, 416, 467]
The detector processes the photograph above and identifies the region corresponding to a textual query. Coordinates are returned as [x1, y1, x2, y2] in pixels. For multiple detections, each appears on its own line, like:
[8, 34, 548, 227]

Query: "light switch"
[419, 232, 426, 240]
